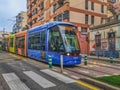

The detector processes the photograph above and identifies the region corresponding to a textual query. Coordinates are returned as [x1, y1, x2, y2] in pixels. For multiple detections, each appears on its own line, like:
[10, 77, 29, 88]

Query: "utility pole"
[3, 28, 5, 33]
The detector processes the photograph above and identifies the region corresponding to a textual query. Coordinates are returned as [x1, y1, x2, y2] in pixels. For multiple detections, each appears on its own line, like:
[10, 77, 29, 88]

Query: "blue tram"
[27, 21, 82, 65]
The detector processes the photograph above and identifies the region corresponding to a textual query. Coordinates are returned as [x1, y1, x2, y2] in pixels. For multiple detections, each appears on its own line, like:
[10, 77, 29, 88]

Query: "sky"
[0, 0, 27, 32]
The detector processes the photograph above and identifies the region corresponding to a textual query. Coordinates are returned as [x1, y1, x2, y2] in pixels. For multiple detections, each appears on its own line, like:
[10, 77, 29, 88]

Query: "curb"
[80, 78, 120, 90]
[86, 57, 120, 63]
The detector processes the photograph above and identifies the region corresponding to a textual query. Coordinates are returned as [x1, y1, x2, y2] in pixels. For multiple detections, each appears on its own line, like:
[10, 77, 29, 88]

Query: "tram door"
[21, 37, 25, 56]
[40, 31, 46, 60]
[16, 37, 25, 56]
[108, 32, 115, 50]
[95, 34, 101, 50]
[95, 34, 101, 56]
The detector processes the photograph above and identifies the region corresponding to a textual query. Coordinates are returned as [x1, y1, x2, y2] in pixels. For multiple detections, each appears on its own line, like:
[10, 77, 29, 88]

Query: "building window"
[32, 8, 37, 15]
[85, 0, 88, 10]
[28, 22, 32, 27]
[91, 2, 94, 11]
[54, 11, 69, 21]
[39, 13, 44, 20]
[81, 28, 87, 34]
[27, 6, 31, 11]
[53, 4, 57, 13]
[101, 5, 104, 13]
[63, 10, 69, 21]
[30, 5, 32, 10]
[28, 14, 32, 18]
[33, 0, 37, 4]
[58, 14, 62, 21]
[58, 0, 64, 8]
[85, 14, 88, 24]
[91, 16, 94, 25]
[39, 1, 44, 10]
[32, 18, 37, 24]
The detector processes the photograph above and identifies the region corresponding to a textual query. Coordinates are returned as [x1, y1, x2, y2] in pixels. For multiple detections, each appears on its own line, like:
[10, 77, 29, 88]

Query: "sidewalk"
[81, 54, 120, 63]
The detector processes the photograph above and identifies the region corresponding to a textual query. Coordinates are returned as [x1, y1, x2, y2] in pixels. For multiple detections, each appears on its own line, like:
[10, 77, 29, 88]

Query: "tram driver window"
[49, 26, 64, 52]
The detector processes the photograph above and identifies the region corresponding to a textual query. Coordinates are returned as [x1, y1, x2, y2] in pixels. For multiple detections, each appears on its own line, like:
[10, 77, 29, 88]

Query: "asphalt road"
[0, 51, 91, 90]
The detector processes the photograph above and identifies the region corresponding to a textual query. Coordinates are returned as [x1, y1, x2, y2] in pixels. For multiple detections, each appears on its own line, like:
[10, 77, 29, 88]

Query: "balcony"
[90, 15, 120, 30]
[108, 6, 116, 15]
[106, 15, 118, 23]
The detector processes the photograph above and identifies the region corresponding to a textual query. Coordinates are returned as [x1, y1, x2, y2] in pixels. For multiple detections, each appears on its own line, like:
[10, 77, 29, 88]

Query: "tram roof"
[28, 21, 74, 34]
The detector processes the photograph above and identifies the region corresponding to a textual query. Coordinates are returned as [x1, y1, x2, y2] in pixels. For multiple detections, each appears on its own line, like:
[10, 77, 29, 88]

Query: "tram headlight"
[67, 53, 70, 56]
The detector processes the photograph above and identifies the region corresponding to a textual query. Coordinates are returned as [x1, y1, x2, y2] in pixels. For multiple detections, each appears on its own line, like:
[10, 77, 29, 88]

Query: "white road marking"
[2, 73, 30, 90]
[96, 74, 110, 77]
[41, 69, 76, 83]
[102, 74, 110, 76]
[71, 75, 80, 79]
[113, 73, 119, 75]
[23, 71, 56, 88]
[79, 70, 89, 74]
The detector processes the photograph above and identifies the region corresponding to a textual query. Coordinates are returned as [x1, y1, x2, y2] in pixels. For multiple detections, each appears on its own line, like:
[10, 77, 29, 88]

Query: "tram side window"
[16, 38, 19, 48]
[40, 31, 46, 51]
[10, 38, 13, 47]
[28, 33, 40, 50]
[16, 37, 24, 49]
[49, 26, 64, 52]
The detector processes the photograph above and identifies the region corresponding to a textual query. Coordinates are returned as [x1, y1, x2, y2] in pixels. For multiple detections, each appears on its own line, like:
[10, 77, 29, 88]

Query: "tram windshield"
[58, 25, 80, 53]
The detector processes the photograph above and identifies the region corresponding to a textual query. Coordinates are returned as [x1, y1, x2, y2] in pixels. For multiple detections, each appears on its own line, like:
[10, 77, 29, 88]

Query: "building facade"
[90, 14, 120, 57]
[27, 0, 113, 54]
[114, 0, 120, 14]
[12, 11, 27, 33]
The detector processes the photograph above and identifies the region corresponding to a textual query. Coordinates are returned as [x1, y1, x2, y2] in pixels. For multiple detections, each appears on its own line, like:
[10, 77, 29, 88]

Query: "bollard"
[84, 55, 88, 65]
[60, 55, 63, 73]
[110, 57, 113, 63]
[48, 55, 52, 69]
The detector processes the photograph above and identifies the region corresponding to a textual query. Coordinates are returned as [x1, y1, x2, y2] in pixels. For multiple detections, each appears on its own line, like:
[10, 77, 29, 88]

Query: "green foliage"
[0, 46, 2, 50]
[95, 75, 120, 88]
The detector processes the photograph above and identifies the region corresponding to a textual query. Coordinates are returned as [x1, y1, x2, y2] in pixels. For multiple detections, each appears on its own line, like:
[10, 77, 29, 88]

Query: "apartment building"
[13, 11, 27, 33]
[27, 0, 110, 54]
[89, 14, 120, 57]
[89, 1, 120, 57]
